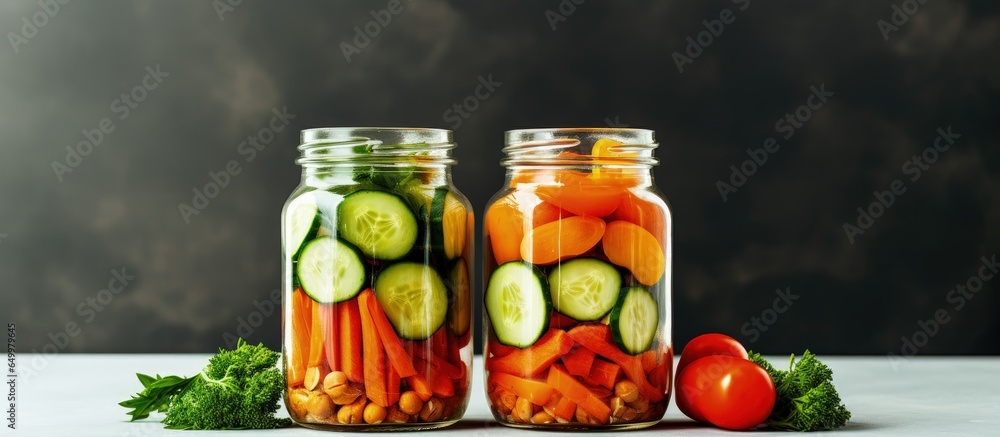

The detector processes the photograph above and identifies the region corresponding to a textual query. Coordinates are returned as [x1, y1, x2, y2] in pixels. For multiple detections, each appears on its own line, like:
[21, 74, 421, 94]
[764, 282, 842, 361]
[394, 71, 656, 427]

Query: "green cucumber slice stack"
[610, 286, 660, 355]
[485, 262, 551, 348]
[548, 258, 621, 321]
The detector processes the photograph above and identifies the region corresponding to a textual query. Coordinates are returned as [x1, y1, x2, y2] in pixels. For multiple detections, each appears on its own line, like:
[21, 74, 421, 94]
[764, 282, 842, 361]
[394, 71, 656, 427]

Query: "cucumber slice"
[374, 262, 448, 340]
[548, 258, 622, 321]
[431, 189, 467, 260]
[485, 262, 551, 348]
[285, 193, 320, 258]
[446, 258, 471, 336]
[285, 190, 343, 257]
[610, 287, 659, 355]
[296, 237, 366, 303]
[337, 190, 418, 261]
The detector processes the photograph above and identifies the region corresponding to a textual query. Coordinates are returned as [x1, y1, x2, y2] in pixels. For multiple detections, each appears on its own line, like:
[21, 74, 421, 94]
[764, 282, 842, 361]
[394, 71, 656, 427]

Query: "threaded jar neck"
[502, 128, 658, 169]
[297, 127, 456, 168]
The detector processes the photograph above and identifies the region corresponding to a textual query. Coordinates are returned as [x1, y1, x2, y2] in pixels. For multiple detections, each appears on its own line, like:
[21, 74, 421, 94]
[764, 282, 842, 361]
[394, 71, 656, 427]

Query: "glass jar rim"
[503, 127, 658, 167]
[297, 127, 456, 167]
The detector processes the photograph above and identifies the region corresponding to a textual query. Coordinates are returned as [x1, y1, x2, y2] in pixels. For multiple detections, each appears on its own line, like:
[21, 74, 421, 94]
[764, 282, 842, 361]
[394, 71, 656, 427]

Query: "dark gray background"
[2, 1, 997, 357]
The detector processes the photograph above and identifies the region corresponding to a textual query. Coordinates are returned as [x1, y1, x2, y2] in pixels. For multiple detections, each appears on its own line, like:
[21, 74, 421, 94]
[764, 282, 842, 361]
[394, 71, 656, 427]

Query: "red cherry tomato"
[675, 355, 775, 430]
[677, 333, 749, 376]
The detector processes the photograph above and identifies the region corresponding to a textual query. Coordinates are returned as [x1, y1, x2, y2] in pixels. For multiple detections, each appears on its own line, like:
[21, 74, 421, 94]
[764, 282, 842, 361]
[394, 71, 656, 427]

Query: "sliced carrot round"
[601, 220, 665, 285]
[610, 190, 668, 249]
[535, 170, 624, 217]
[520, 216, 606, 265]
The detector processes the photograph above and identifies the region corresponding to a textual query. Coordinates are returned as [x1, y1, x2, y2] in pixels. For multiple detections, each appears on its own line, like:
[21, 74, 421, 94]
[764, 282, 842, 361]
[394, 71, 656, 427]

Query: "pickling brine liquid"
[283, 128, 473, 430]
[483, 129, 673, 429]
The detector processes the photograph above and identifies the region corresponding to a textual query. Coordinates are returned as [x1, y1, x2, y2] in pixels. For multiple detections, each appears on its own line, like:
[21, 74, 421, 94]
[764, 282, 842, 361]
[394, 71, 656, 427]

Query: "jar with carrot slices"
[283, 128, 473, 430]
[484, 128, 672, 429]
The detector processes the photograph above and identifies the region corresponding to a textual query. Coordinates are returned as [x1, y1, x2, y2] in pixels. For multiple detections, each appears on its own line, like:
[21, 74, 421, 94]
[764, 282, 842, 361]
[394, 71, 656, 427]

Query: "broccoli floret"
[121, 339, 291, 430]
[749, 350, 851, 431]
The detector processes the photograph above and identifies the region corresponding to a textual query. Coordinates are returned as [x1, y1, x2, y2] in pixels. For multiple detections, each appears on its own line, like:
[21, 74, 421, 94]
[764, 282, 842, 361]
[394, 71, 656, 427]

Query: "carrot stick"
[531, 201, 572, 228]
[639, 350, 658, 373]
[431, 326, 449, 359]
[360, 289, 418, 377]
[488, 336, 517, 358]
[339, 298, 364, 383]
[566, 324, 664, 402]
[411, 346, 462, 379]
[562, 347, 596, 377]
[552, 396, 577, 421]
[588, 358, 622, 390]
[488, 372, 554, 406]
[319, 303, 340, 372]
[457, 329, 472, 349]
[486, 329, 575, 377]
[416, 357, 455, 398]
[307, 302, 326, 367]
[602, 220, 665, 286]
[358, 289, 390, 407]
[287, 289, 311, 386]
[405, 374, 434, 402]
[547, 364, 611, 424]
[520, 216, 606, 265]
[609, 190, 667, 248]
[550, 312, 580, 329]
[386, 358, 401, 405]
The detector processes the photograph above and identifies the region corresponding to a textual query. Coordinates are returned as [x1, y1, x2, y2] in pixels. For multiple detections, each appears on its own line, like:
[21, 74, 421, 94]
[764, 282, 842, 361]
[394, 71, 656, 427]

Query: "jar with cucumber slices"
[484, 128, 672, 429]
[283, 128, 473, 430]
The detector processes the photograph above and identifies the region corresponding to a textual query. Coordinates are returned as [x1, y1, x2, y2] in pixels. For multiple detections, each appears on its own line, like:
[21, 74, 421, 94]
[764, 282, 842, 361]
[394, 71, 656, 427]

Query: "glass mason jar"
[282, 128, 473, 430]
[483, 128, 672, 430]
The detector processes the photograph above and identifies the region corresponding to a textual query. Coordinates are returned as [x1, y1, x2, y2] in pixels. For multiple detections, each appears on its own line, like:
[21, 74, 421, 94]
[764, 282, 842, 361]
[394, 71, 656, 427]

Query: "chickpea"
[513, 397, 533, 423]
[542, 393, 562, 418]
[610, 396, 626, 416]
[620, 407, 638, 421]
[337, 397, 367, 424]
[398, 391, 424, 416]
[304, 365, 329, 391]
[305, 392, 334, 419]
[498, 390, 517, 416]
[575, 407, 600, 425]
[323, 371, 349, 396]
[363, 402, 387, 424]
[419, 397, 444, 422]
[287, 388, 310, 419]
[614, 380, 640, 403]
[627, 396, 650, 414]
[385, 405, 411, 423]
[531, 411, 555, 424]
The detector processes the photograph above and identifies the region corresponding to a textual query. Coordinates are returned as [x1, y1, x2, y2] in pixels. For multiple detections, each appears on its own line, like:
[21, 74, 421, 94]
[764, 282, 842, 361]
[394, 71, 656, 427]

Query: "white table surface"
[9, 354, 999, 436]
